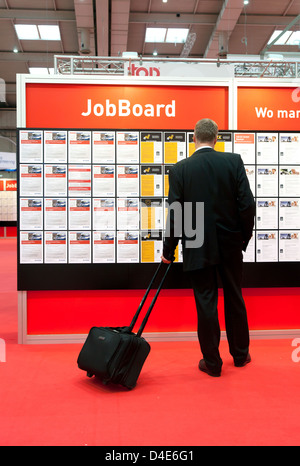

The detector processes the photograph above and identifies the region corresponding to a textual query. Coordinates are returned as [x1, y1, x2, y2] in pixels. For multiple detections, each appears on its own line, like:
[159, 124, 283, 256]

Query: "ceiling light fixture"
[145, 27, 189, 44]
[38, 25, 61, 41]
[165, 29, 189, 44]
[14, 24, 61, 41]
[145, 28, 167, 43]
[244, 0, 249, 4]
[15, 25, 39, 40]
[153, 49, 158, 56]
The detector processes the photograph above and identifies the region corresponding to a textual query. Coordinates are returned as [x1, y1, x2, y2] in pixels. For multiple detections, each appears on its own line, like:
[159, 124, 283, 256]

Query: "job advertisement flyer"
[117, 198, 139, 231]
[279, 231, 300, 261]
[68, 165, 91, 197]
[257, 167, 278, 197]
[44, 164, 67, 197]
[141, 231, 163, 263]
[93, 198, 115, 231]
[279, 199, 300, 229]
[279, 133, 300, 164]
[68, 131, 91, 164]
[92, 131, 115, 164]
[279, 167, 300, 196]
[44, 198, 67, 230]
[20, 164, 43, 197]
[140, 165, 163, 197]
[20, 231, 43, 264]
[164, 132, 186, 164]
[256, 232, 278, 262]
[68, 198, 91, 231]
[140, 132, 163, 164]
[257, 133, 278, 164]
[117, 165, 139, 197]
[117, 231, 139, 263]
[20, 198, 43, 231]
[93, 231, 115, 263]
[234, 133, 255, 165]
[68, 231, 91, 263]
[116, 131, 139, 163]
[44, 232, 67, 264]
[141, 198, 163, 230]
[256, 199, 278, 230]
[19, 130, 43, 163]
[92, 165, 115, 197]
[44, 131, 67, 163]
[215, 132, 233, 153]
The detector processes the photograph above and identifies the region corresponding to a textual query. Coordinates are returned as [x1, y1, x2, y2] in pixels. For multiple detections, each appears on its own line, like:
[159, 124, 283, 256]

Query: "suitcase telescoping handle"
[128, 261, 172, 337]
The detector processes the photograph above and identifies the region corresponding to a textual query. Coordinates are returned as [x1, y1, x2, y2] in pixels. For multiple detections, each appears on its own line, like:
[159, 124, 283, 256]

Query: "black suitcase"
[77, 261, 171, 389]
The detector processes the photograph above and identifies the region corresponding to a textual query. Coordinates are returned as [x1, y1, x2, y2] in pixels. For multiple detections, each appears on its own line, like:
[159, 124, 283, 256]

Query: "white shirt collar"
[195, 146, 213, 151]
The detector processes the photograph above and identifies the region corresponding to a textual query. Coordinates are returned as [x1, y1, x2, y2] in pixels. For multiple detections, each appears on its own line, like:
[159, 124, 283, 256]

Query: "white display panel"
[18, 129, 300, 264]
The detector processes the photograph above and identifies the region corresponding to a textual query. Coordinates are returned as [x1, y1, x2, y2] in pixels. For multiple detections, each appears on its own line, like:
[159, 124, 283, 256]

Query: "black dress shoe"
[234, 353, 251, 367]
[198, 359, 221, 377]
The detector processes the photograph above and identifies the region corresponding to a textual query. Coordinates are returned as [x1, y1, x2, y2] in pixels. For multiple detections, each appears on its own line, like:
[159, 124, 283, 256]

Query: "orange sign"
[5, 180, 17, 191]
[26, 83, 228, 130]
[238, 86, 300, 131]
[234, 133, 255, 144]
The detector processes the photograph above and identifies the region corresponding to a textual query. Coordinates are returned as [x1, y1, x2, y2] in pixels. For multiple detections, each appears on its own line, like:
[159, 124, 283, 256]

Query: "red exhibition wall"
[238, 86, 300, 131]
[26, 83, 229, 130]
[23, 81, 300, 336]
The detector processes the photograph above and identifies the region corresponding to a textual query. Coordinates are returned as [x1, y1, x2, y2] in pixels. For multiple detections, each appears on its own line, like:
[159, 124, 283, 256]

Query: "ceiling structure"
[0, 0, 300, 110]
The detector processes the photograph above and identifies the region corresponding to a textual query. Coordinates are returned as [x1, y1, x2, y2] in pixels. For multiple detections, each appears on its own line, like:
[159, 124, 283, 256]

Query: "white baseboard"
[22, 329, 300, 345]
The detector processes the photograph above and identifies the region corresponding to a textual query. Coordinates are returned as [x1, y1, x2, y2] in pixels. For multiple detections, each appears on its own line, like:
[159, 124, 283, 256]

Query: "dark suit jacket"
[163, 147, 256, 271]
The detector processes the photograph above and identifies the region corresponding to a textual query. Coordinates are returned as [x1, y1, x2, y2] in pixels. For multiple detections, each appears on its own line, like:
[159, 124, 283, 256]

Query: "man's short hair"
[194, 119, 218, 143]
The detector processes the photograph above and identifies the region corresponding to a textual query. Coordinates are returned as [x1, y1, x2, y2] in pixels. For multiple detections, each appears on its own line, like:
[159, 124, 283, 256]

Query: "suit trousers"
[189, 251, 250, 373]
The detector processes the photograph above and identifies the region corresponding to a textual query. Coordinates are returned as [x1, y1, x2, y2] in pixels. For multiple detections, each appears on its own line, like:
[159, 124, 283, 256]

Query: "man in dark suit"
[162, 119, 255, 377]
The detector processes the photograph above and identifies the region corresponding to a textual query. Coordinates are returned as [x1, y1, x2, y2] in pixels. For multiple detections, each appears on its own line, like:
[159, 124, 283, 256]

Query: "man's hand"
[161, 255, 172, 264]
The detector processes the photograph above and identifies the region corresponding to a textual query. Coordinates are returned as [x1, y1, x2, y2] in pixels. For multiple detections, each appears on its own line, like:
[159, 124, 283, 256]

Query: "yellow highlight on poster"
[164, 174, 169, 197]
[174, 245, 180, 262]
[141, 174, 154, 196]
[140, 141, 154, 163]
[188, 142, 195, 157]
[141, 241, 154, 263]
[215, 141, 225, 152]
[141, 206, 156, 230]
[164, 143, 178, 164]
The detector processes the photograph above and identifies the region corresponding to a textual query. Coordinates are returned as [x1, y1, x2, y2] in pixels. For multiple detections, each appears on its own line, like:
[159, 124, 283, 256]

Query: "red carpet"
[0, 238, 300, 446]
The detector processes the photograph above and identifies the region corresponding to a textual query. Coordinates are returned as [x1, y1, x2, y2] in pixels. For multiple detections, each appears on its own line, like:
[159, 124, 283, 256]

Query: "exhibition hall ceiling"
[0, 0, 300, 107]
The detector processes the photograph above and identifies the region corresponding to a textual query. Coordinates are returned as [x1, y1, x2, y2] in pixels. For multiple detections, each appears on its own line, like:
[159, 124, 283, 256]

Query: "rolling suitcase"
[77, 261, 172, 389]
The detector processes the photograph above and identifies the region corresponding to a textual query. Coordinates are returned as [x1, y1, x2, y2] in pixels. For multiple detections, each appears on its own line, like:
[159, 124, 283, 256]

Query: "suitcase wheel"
[86, 372, 94, 378]
[127, 384, 136, 390]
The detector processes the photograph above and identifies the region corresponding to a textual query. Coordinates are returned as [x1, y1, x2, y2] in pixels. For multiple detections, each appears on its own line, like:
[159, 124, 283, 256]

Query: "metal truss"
[54, 55, 300, 79]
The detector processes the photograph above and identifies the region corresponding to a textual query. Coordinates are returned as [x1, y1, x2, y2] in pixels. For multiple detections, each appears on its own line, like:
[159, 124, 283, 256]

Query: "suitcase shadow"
[77, 375, 136, 393]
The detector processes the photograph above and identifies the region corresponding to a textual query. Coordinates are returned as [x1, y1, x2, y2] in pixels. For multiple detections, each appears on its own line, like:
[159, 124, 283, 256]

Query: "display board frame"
[17, 126, 300, 290]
